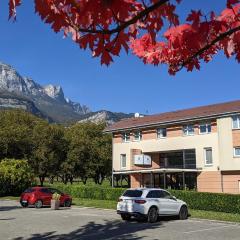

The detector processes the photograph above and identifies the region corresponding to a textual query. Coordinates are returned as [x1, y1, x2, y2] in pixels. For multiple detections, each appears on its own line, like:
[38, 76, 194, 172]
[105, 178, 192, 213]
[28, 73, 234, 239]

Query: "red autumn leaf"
[186, 10, 202, 27]
[227, 0, 240, 8]
[101, 50, 113, 66]
[5, 0, 240, 72]
[8, 0, 21, 20]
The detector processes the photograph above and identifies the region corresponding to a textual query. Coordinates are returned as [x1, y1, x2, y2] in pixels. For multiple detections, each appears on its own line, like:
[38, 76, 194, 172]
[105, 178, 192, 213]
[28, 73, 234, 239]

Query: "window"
[122, 132, 130, 142]
[40, 188, 51, 193]
[183, 125, 194, 136]
[157, 128, 167, 138]
[146, 190, 161, 198]
[49, 188, 62, 194]
[24, 188, 35, 193]
[232, 116, 240, 129]
[160, 190, 172, 199]
[234, 147, 240, 157]
[120, 154, 127, 168]
[123, 190, 143, 197]
[204, 148, 213, 165]
[133, 130, 142, 141]
[199, 123, 211, 134]
[184, 149, 197, 169]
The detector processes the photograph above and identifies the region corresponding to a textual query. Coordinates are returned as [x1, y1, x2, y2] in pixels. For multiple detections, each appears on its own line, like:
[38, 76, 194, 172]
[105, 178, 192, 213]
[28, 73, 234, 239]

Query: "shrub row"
[170, 190, 240, 214]
[51, 184, 125, 201]
[50, 184, 240, 214]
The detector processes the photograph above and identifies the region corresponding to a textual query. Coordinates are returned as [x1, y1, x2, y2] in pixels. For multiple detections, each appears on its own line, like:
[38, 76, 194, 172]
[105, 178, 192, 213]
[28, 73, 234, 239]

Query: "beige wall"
[113, 121, 217, 143]
[217, 117, 240, 170]
[113, 132, 220, 171]
[197, 171, 240, 194]
[232, 129, 240, 147]
[222, 171, 240, 194]
[197, 171, 222, 193]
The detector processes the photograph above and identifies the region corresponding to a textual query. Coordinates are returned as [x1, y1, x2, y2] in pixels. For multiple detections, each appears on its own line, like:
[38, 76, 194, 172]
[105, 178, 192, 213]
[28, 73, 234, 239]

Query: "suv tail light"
[118, 198, 123, 202]
[134, 199, 146, 204]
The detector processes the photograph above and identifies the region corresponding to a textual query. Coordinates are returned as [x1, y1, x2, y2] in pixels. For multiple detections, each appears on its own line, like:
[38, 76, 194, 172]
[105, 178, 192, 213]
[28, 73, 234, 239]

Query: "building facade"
[105, 100, 240, 194]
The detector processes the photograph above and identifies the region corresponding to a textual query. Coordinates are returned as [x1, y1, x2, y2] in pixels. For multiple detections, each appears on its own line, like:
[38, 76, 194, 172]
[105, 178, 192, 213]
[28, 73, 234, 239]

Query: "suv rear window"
[123, 190, 142, 197]
[24, 188, 35, 193]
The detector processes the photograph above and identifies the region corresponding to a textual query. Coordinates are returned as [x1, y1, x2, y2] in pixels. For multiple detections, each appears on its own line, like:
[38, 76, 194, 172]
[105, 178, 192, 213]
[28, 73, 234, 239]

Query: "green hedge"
[51, 184, 125, 201]
[170, 190, 240, 214]
[49, 184, 240, 214]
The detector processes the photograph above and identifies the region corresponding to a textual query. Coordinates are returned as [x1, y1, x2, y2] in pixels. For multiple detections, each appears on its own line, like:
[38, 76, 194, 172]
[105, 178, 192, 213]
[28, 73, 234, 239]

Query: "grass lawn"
[72, 198, 240, 223]
[73, 198, 117, 209]
[0, 196, 19, 200]
[190, 209, 240, 223]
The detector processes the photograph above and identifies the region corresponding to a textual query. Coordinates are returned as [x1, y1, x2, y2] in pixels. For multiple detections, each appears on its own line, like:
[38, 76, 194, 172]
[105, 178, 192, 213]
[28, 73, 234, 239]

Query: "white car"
[117, 188, 188, 223]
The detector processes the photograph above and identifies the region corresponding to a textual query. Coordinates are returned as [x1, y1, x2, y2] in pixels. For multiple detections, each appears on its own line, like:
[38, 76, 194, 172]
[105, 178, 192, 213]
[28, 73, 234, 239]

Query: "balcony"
[159, 149, 196, 169]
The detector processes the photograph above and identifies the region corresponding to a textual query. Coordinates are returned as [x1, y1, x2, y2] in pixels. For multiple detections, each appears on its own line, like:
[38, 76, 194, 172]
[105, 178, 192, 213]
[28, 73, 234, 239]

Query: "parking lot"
[1, 200, 240, 240]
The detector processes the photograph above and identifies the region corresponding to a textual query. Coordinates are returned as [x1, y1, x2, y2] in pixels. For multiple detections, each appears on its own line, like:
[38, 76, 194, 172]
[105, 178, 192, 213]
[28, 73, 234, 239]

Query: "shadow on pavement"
[13, 219, 164, 240]
[0, 217, 16, 220]
[0, 206, 21, 211]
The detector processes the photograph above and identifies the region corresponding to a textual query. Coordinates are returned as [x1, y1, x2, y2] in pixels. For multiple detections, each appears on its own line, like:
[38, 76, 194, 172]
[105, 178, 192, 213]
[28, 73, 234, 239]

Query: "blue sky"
[0, 0, 239, 114]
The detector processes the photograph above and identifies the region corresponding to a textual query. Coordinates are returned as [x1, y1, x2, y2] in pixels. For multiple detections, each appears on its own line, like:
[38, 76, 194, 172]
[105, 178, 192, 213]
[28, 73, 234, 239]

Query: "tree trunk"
[49, 176, 54, 184]
[82, 177, 87, 185]
[107, 176, 112, 186]
[39, 176, 45, 186]
[98, 175, 104, 185]
[69, 175, 73, 185]
[63, 175, 68, 184]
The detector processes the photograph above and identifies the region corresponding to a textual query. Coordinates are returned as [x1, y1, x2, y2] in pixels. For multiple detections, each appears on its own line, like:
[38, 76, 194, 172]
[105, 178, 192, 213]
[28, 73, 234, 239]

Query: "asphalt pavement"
[1, 200, 240, 240]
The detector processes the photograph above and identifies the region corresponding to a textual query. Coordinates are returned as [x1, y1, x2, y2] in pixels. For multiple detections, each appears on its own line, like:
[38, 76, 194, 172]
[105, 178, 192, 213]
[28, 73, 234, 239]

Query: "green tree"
[91, 129, 112, 185]
[30, 122, 67, 186]
[0, 110, 41, 159]
[0, 159, 34, 196]
[64, 122, 112, 185]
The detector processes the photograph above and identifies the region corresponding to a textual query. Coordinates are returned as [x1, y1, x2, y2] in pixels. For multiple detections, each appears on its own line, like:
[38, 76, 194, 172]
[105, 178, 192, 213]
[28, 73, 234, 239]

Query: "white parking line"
[183, 225, 240, 234]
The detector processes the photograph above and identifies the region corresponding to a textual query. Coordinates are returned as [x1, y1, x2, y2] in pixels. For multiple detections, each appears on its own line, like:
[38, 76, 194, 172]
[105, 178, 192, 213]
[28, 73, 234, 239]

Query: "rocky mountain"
[78, 110, 134, 125]
[0, 90, 49, 120]
[0, 62, 132, 124]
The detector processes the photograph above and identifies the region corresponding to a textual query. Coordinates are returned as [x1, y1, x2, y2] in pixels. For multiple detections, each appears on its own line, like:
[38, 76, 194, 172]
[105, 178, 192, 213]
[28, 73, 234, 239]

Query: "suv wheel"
[179, 205, 188, 220]
[34, 200, 43, 209]
[121, 213, 131, 221]
[148, 207, 158, 223]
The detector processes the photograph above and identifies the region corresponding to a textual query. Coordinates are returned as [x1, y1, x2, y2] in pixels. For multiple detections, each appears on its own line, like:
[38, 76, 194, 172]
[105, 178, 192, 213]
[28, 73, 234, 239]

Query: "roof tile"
[105, 100, 240, 132]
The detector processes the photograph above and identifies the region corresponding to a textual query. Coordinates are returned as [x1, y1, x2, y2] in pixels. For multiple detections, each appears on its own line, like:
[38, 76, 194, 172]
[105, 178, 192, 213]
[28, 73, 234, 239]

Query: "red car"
[20, 187, 72, 208]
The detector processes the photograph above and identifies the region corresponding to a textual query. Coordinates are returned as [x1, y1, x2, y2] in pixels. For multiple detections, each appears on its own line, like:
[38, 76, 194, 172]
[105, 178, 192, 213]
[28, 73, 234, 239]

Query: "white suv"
[117, 188, 188, 223]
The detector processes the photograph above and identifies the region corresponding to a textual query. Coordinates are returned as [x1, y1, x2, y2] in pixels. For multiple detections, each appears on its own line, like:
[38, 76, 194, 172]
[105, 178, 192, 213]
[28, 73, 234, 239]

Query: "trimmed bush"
[50, 184, 125, 201]
[49, 184, 240, 214]
[0, 159, 35, 196]
[170, 190, 240, 214]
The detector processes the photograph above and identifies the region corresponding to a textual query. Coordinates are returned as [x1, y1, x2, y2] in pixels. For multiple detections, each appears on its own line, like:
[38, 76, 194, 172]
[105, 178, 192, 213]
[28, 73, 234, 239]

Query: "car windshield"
[123, 190, 142, 197]
[24, 188, 35, 193]
[49, 188, 62, 194]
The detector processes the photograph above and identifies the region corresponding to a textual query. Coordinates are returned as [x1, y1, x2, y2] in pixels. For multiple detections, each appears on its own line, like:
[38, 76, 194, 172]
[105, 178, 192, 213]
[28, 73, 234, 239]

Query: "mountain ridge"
[0, 62, 133, 124]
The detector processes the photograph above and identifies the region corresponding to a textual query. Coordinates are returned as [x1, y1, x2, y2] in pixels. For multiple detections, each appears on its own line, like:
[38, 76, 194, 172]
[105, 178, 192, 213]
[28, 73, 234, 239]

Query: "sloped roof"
[105, 100, 240, 132]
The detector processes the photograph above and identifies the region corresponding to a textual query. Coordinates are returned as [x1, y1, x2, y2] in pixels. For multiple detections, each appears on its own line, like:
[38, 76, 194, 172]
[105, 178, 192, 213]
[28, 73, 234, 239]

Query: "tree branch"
[176, 25, 240, 71]
[75, 0, 169, 34]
